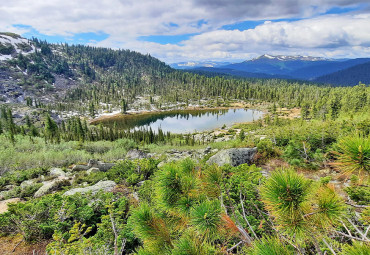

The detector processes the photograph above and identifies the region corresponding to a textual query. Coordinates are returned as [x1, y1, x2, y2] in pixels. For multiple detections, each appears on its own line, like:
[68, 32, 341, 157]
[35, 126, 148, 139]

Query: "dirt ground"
[0, 198, 21, 214]
[0, 234, 49, 255]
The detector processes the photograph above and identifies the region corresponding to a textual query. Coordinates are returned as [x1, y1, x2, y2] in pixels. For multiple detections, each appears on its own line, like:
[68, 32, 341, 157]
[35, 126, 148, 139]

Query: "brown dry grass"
[0, 234, 49, 255]
[278, 107, 301, 119]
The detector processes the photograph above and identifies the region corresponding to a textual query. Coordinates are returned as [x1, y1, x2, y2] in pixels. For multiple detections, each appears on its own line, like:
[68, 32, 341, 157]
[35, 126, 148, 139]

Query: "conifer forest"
[0, 3, 370, 254]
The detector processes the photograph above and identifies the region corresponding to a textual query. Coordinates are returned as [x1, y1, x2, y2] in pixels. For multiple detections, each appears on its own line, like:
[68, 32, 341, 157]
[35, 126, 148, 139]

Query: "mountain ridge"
[179, 54, 370, 86]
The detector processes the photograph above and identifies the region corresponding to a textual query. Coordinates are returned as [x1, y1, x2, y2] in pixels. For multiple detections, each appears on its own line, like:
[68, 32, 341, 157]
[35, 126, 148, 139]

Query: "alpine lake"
[93, 108, 264, 134]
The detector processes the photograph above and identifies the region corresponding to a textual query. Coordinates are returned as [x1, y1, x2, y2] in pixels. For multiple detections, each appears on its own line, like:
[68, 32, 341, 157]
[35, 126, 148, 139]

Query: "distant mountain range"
[171, 54, 370, 86]
[170, 61, 232, 69]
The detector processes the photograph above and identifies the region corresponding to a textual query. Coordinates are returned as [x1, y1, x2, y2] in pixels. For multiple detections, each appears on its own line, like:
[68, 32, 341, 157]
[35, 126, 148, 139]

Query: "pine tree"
[121, 99, 128, 113]
[301, 102, 310, 120]
[44, 114, 59, 143]
[25, 115, 32, 128]
[89, 102, 96, 118]
[239, 129, 245, 141]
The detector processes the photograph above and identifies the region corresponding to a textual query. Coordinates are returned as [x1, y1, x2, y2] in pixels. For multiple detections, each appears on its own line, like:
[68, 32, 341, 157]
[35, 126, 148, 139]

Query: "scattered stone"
[318, 169, 331, 176]
[211, 149, 219, 154]
[132, 192, 139, 201]
[206, 147, 257, 167]
[72, 164, 90, 171]
[97, 162, 115, 172]
[193, 134, 213, 143]
[126, 149, 148, 160]
[88, 159, 99, 168]
[204, 146, 212, 154]
[87, 159, 115, 172]
[168, 149, 179, 154]
[4, 185, 16, 191]
[147, 153, 157, 158]
[63, 180, 116, 196]
[0, 191, 10, 200]
[157, 161, 166, 168]
[20, 179, 34, 189]
[137, 181, 145, 187]
[34, 177, 69, 198]
[260, 170, 269, 177]
[50, 168, 66, 178]
[214, 136, 232, 143]
[86, 167, 100, 175]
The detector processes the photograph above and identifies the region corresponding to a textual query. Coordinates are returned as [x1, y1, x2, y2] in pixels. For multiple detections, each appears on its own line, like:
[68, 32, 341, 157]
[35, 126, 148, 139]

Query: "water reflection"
[94, 108, 263, 133]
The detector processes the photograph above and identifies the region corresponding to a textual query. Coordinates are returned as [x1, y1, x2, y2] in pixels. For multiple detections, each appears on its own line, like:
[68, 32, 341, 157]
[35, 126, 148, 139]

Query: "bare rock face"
[34, 177, 69, 198]
[20, 180, 35, 189]
[206, 147, 257, 167]
[50, 168, 66, 178]
[86, 167, 100, 175]
[126, 149, 148, 160]
[63, 180, 116, 196]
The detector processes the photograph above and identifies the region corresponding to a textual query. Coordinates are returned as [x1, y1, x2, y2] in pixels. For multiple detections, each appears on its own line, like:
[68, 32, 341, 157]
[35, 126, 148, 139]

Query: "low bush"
[107, 158, 159, 185]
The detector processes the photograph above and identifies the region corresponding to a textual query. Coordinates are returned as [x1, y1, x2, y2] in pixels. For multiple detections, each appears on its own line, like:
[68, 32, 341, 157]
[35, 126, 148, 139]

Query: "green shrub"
[247, 236, 294, 255]
[107, 158, 158, 185]
[0, 43, 15, 55]
[0, 167, 47, 189]
[19, 183, 43, 198]
[74, 171, 107, 185]
[345, 185, 370, 205]
[333, 134, 370, 174]
[283, 140, 325, 169]
[190, 200, 222, 240]
[340, 241, 370, 255]
[320, 176, 332, 185]
[256, 138, 281, 159]
[0, 192, 122, 242]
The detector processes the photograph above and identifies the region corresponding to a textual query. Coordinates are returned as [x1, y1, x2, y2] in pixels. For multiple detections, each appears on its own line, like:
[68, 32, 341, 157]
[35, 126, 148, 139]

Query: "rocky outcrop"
[63, 180, 116, 196]
[72, 164, 90, 171]
[126, 149, 148, 160]
[87, 159, 115, 172]
[20, 179, 35, 189]
[50, 168, 66, 178]
[86, 167, 100, 175]
[34, 177, 69, 198]
[206, 147, 257, 167]
[0, 191, 10, 200]
[204, 146, 212, 154]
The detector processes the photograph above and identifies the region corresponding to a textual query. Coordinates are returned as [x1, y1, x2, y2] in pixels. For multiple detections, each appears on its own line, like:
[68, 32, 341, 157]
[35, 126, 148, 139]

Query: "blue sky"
[2, 0, 370, 63]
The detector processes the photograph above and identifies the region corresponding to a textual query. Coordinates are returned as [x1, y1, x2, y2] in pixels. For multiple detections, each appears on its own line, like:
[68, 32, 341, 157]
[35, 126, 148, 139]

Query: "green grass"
[0, 135, 136, 173]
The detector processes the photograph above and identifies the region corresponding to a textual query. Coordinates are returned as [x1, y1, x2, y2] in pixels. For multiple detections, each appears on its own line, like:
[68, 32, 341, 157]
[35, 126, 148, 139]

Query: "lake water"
[95, 108, 263, 134]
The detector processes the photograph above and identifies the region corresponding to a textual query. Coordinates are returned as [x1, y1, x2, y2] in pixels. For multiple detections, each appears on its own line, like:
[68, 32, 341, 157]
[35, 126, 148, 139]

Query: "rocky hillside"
[0, 32, 35, 61]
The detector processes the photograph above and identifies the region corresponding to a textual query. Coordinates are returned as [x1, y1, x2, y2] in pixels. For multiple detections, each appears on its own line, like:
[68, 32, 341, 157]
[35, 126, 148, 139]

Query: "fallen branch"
[345, 202, 369, 208]
[334, 230, 369, 242]
[12, 238, 24, 252]
[227, 241, 244, 252]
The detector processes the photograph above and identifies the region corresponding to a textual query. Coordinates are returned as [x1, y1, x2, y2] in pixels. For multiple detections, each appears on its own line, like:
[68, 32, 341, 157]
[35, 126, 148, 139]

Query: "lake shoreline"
[90, 102, 268, 124]
[91, 107, 265, 134]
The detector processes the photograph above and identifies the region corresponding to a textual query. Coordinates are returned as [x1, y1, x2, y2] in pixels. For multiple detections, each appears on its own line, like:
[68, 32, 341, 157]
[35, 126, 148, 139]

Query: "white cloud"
[1, 0, 370, 62]
[118, 14, 370, 62]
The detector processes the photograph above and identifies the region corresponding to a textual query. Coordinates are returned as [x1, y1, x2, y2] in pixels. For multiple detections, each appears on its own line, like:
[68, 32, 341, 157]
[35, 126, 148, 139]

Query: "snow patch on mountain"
[170, 61, 232, 69]
[253, 54, 326, 61]
[0, 33, 35, 61]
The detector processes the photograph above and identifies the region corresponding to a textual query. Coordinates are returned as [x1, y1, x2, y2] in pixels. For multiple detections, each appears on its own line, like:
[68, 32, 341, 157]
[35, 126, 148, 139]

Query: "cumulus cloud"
[120, 14, 370, 62]
[1, 0, 370, 62]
